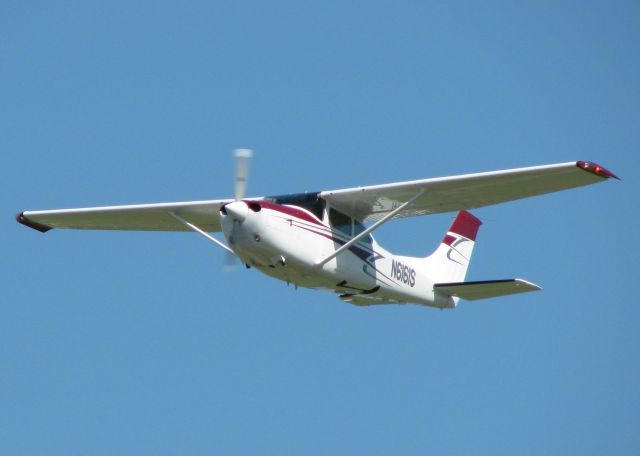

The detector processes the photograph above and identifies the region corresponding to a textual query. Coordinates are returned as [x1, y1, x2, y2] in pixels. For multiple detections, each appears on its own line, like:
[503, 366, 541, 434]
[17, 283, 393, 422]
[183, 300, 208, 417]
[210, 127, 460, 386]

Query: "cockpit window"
[329, 208, 352, 236]
[329, 208, 373, 245]
[355, 220, 373, 246]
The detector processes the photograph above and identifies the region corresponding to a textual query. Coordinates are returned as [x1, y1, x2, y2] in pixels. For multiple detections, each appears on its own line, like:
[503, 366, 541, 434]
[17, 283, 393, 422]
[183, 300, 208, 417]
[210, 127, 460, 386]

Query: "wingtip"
[576, 161, 620, 180]
[16, 212, 52, 233]
[514, 278, 542, 291]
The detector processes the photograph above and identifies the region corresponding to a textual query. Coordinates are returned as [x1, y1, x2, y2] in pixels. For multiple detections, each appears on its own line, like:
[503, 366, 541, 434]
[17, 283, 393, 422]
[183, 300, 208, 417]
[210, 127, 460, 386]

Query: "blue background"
[3, 1, 637, 454]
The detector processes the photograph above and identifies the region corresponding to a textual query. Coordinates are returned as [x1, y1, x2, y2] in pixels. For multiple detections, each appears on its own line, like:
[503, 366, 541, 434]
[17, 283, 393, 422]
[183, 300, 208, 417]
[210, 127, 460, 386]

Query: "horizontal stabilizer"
[434, 279, 541, 301]
[338, 294, 396, 306]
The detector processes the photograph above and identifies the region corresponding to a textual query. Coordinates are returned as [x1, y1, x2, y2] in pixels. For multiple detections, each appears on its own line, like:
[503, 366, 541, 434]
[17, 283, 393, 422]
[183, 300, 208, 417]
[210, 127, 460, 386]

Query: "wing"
[17, 199, 234, 233]
[321, 161, 618, 221]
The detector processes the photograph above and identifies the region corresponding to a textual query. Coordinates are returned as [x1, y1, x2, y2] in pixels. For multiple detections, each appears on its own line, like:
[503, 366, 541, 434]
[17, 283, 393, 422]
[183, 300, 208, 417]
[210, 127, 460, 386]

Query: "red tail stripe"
[447, 210, 482, 241]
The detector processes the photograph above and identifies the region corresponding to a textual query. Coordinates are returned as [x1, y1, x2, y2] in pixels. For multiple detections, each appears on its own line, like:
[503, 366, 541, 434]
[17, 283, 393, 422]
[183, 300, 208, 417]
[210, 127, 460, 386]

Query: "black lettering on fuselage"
[391, 259, 416, 287]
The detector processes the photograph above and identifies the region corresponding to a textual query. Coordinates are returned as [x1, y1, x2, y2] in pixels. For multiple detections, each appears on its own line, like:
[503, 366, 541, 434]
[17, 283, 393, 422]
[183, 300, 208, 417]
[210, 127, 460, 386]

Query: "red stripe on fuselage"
[256, 200, 324, 226]
[256, 202, 393, 284]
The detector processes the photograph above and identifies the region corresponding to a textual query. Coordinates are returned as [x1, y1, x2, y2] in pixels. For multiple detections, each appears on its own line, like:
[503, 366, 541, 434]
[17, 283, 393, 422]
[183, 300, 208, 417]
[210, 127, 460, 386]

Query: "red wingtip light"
[576, 161, 620, 180]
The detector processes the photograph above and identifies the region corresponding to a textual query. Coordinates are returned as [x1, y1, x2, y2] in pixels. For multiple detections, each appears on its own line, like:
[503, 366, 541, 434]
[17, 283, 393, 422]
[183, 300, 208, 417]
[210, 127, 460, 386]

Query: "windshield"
[264, 192, 324, 220]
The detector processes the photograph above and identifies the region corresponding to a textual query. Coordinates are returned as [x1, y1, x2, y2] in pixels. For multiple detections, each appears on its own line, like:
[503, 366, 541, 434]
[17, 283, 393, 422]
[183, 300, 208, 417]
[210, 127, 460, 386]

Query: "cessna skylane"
[17, 151, 618, 308]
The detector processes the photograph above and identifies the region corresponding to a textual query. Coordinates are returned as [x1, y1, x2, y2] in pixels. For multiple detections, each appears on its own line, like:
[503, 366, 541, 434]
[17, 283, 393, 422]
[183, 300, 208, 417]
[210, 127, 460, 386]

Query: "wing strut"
[170, 212, 237, 256]
[315, 190, 425, 267]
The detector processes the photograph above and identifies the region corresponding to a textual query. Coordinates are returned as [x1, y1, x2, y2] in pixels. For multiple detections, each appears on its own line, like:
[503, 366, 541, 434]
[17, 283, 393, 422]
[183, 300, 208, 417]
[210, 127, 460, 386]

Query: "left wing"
[322, 161, 618, 221]
[17, 199, 233, 233]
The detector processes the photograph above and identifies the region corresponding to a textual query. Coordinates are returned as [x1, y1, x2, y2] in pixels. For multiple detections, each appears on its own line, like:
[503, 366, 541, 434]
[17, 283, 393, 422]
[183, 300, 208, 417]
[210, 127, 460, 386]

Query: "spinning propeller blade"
[224, 251, 240, 271]
[223, 148, 253, 271]
[234, 148, 252, 201]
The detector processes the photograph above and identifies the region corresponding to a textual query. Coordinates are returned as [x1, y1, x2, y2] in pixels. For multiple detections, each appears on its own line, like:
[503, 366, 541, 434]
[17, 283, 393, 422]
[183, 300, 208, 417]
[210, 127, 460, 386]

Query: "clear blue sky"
[2, 1, 638, 454]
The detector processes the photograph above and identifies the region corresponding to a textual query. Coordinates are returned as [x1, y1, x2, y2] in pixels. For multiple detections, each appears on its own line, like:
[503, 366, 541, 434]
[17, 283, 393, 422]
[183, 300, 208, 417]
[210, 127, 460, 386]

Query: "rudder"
[423, 210, 482, 283]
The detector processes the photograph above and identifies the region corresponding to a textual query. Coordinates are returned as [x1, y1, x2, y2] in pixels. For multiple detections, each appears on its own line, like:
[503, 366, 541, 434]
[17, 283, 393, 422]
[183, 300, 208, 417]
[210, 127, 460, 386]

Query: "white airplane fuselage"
[220, 200, 456, 308]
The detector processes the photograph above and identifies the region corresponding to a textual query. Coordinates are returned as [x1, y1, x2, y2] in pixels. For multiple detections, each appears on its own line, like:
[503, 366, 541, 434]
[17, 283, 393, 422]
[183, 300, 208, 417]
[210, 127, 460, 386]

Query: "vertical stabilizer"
[423, 210, 482, 284]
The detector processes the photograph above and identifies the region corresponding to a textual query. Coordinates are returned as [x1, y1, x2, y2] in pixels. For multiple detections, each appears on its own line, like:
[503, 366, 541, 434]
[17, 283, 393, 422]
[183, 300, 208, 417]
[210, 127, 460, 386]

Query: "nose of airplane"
[223, 201, 249, 223]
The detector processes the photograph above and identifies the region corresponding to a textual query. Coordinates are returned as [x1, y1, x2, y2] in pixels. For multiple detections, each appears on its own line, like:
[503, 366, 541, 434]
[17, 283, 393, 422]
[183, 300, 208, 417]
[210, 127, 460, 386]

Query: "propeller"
[234, 148, 252, 201]
[224, 148, 253, 270]
[224, 249, 240, 271]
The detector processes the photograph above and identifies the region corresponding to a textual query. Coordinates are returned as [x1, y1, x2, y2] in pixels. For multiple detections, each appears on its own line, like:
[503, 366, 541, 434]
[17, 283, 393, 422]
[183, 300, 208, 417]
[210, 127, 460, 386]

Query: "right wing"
[17, 199, 234, 233]
[321, 161, 618, 222]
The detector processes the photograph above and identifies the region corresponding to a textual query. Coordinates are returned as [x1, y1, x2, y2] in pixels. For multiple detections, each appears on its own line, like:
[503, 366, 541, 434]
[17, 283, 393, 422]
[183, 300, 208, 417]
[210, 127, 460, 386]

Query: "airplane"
[17, 151, 618, 309]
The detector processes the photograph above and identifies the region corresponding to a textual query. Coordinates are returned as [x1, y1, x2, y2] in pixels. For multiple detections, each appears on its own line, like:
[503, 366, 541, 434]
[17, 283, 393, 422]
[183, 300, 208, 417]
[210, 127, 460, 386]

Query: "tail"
[423, 210, 482, 284]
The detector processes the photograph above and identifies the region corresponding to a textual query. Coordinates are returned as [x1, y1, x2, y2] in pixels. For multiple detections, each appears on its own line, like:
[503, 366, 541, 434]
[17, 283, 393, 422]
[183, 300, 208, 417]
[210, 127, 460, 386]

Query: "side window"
[329, 208, 352, 237]
[329, 210, 372, 244]
[353, 220, 373, 245]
